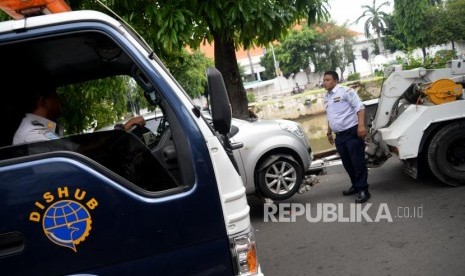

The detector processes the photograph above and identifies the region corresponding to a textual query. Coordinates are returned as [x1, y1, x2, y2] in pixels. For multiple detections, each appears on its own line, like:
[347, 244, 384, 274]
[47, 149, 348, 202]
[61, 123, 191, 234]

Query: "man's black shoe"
[342, 187, 357, 196]
[355, 190, 371, 203]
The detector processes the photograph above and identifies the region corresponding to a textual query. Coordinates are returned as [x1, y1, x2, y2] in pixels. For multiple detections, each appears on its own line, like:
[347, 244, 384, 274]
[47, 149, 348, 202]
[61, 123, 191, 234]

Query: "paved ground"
[249, 158, 465, 276]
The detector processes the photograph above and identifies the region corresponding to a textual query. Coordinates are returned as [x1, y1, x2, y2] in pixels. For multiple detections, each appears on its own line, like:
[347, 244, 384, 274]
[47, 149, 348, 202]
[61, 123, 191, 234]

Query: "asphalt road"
[248, 158, 465, 276]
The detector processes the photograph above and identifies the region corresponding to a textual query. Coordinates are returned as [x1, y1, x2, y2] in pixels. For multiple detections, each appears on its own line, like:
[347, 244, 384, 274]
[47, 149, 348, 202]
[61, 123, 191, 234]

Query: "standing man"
[323, 71, 370, 203]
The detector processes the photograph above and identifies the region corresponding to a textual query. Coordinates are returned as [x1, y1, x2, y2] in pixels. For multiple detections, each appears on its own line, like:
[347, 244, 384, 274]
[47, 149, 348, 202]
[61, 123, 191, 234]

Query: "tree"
[90, 0, 329, 119]
[163, 49, 214, 98]
[59, 77, 133, 133]
[393, 0, 439, 59]
[356, 0, 390, 55]
[445, 0, 465, 42]
[341, 35, 356, 78]
[311, 22, 353, 76]
[2, 1, 330, 119]
[260, 47, 279, 81]
[274, 27, 319, 78]
[428, 0, 465, 50]
[260, 23, 356, 82]
[381, 14, 407, 53]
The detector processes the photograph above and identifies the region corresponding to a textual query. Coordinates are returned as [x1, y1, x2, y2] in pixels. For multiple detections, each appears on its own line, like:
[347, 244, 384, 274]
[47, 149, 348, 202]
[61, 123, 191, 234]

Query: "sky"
[327, 0, 393, 34]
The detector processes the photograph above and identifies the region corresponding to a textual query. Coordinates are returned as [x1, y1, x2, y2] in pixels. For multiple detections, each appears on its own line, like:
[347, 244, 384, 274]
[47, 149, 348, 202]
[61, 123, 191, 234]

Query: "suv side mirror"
[206, 67, 231, 135]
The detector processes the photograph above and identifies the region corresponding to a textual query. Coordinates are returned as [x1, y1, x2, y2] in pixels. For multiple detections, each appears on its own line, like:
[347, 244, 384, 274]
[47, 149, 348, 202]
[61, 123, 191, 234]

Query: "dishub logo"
[29, 187, 98, 252]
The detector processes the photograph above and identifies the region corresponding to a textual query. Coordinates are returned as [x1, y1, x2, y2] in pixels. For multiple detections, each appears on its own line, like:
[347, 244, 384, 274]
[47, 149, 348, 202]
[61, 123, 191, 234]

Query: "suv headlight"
[230, 227, 260, 275]
[279, 122, 305, 139]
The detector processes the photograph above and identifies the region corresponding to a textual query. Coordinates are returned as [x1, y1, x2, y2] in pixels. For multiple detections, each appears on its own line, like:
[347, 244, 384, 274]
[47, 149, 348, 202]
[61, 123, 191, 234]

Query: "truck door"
[0, 24, 234, 275]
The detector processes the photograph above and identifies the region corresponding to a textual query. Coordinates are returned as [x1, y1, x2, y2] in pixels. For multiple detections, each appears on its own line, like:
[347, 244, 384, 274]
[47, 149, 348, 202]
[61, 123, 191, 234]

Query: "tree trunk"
[376, 32, 385, 56]
[213, 33, 248, 119]
[339, 67, 345, 82]
[422, 47, 427, 60]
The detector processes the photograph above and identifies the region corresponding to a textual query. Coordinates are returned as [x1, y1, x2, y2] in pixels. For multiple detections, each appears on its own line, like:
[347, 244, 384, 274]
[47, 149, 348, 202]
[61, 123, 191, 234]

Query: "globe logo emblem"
[42, 200, 93, 252]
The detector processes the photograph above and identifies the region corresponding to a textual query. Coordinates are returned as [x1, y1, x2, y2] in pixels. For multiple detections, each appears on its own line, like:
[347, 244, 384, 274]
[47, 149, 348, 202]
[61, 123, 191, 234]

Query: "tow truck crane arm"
[365, 60, 465, 186]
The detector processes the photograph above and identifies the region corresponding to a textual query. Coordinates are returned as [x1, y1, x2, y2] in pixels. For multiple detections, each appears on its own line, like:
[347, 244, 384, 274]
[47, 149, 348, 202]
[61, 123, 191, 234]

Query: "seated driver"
[13, 86, 145, 145]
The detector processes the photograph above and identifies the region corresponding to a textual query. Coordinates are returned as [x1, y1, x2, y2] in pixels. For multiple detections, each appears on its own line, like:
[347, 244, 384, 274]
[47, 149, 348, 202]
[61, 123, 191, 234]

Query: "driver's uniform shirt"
[13, 113, 62, 145]
[324, 84, 364, 133]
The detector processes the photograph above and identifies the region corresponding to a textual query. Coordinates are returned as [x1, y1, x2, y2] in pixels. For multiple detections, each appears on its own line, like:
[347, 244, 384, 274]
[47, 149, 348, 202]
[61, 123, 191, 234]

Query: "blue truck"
[0, 1, 263, 275]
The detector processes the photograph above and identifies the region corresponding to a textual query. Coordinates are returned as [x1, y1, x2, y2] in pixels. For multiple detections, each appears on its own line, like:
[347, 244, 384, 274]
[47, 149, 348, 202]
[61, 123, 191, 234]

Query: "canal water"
[291, 113, 335, 154]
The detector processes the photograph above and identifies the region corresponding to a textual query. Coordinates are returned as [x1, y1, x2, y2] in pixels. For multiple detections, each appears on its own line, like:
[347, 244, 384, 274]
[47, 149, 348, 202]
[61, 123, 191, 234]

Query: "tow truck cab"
[0, 2, 262, 275]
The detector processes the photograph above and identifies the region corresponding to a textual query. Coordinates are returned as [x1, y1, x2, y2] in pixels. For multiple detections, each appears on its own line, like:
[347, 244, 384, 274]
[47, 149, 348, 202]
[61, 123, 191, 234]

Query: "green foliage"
[260, 49, 278, 80]
[428, 0, 465, 47]
[356, 0, 390, 54]
[374, 69, 384, 77]
[91, 0, 330, 118]
[260, 23, 356, 79]
[393, 50, 457, 70]
[311, 22, 352, 74]
[434, 49, 456, 63]
[277, 28, 317, 77]
[347, 73, 361, 81]
[335, 26, 356, 79]
[58, 76, 132, 134]
[356, 0, 390, 38]
[246, 92, 255, 103]
[393, 0, 432, 56]
[381, 14, 407, 52]
[0, 0, 331, 120]
[163, 49, 213, 98]
[343, 36, 356, 64]
[374, 49, 456, 77]
[357, 83, 375, 101]
[48, 48, 208, 134]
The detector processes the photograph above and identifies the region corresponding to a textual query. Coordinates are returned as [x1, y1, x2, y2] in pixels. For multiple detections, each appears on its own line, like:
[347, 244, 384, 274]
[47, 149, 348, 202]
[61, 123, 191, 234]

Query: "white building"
[224, 31, 465, 102]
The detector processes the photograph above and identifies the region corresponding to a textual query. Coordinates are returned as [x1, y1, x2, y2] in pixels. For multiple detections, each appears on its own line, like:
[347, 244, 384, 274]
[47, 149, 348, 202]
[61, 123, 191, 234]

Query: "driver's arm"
[115, 116, 146, 131]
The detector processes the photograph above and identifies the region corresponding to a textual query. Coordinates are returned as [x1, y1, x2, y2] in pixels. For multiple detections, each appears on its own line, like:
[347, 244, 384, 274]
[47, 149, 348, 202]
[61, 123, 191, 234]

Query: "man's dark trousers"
[335, 125, 368, 192]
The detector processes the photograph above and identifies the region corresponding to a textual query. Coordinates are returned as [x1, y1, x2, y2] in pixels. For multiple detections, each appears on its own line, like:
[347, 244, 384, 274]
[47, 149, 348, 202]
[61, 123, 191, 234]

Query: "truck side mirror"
[206, 67, 232, 135]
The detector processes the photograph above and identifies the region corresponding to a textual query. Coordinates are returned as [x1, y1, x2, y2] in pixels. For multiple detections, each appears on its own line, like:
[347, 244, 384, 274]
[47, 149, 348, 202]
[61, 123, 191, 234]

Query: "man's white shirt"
[324, 84, 364, 133]
[13, 113, 60, 145]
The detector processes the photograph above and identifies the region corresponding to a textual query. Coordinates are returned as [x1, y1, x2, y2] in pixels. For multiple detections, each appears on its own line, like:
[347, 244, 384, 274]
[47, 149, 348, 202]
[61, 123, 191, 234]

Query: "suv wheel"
[256, 154, 303, 200]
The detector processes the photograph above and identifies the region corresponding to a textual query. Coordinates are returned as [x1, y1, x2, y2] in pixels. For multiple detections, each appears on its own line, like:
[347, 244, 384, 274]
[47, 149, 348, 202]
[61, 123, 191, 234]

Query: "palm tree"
[356, 0, 390, 55]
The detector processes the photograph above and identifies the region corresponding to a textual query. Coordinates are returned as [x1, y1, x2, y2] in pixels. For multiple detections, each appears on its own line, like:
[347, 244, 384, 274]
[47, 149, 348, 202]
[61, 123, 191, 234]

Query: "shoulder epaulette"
[31, 120, 45, 127]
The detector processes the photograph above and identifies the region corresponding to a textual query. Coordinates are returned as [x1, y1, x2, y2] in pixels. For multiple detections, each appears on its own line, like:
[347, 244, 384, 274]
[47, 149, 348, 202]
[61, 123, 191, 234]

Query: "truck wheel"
[256, 155, 303, 200]
[427, 121, 465, 186]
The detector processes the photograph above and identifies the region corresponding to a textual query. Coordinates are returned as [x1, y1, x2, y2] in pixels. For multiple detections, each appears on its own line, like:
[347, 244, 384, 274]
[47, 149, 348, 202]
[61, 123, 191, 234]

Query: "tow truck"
[365, 60, 465, 186]
[308, 60, 465, 187]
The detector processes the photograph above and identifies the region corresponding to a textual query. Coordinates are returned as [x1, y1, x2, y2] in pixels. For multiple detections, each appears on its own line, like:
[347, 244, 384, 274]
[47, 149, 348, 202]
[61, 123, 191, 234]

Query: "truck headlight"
[230, 228, 259, 275]
[280, 122, 305, 138]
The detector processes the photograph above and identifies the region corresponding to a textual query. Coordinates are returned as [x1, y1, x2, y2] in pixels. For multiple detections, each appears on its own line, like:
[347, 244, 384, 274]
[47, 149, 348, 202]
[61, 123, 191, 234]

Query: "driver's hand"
[124, 116, 146, 131]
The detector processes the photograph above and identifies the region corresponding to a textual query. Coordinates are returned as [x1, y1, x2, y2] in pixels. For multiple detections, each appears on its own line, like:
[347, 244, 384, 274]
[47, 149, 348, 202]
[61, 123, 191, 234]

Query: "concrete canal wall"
[253, 78, 383, 120]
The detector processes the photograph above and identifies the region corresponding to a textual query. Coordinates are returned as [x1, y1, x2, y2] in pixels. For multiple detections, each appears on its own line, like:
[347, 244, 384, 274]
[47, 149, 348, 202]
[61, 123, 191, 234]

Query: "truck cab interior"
[0, 26, 192, 195]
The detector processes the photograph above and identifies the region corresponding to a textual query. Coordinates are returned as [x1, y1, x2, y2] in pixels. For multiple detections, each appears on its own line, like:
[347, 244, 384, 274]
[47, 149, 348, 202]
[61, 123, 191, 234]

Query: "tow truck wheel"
[427, 121, 465, 186]
[256, 154, 303, 200]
